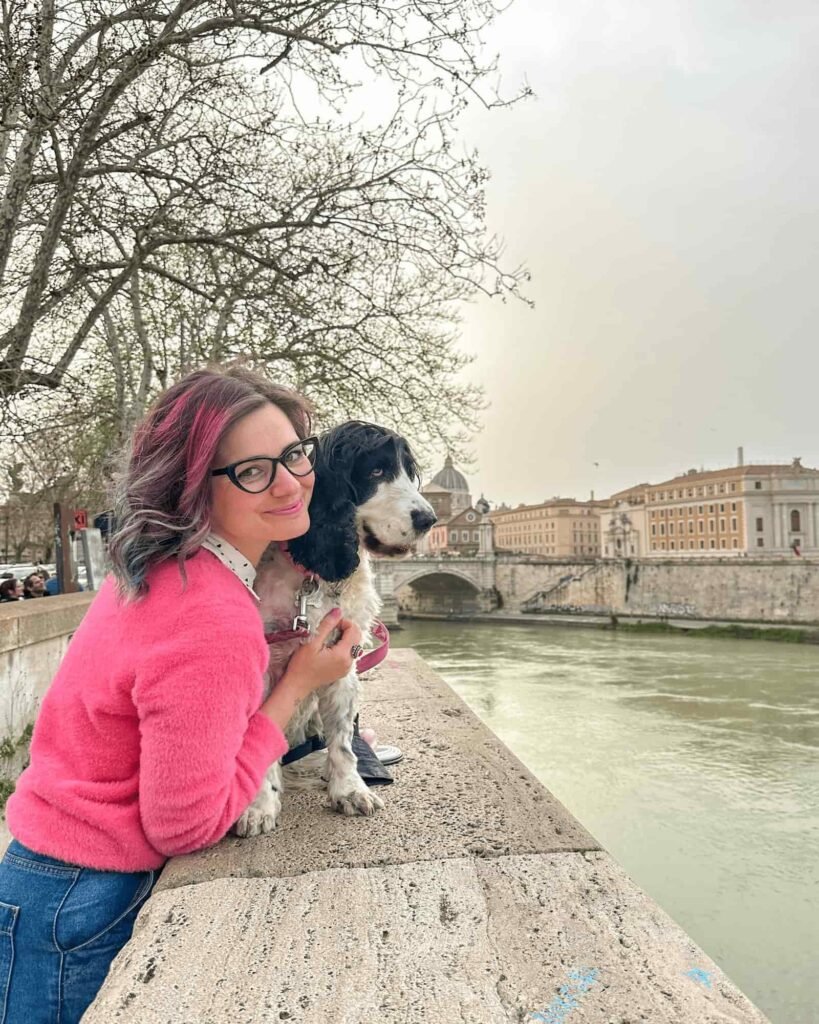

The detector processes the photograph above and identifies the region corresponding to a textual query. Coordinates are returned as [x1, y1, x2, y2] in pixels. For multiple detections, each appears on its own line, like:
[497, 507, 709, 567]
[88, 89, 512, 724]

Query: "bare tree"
[1, 1, 529, 456]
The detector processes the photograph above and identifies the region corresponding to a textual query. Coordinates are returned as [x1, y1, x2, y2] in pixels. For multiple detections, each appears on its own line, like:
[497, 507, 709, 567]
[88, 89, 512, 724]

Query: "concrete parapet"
[86, 650, 769, 1023]
[0, 595, 94, 773]
[0, 593, 94, 655]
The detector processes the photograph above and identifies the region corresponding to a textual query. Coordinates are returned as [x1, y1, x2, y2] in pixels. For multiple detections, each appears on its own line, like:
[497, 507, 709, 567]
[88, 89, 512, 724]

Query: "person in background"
[23, 573, 49, 599]
[0, 364, 360, 1024]
[0, 577, 24, 601]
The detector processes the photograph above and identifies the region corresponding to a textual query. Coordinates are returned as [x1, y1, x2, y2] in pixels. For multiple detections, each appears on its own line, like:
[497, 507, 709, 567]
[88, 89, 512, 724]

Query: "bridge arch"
[394, 567, 495, 615]
[395, 566, 482, 591]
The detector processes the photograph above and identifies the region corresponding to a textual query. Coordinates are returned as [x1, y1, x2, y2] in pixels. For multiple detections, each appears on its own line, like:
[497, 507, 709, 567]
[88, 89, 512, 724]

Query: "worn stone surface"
[0, 593, 92, 654]
[86, 853, 769, 1024]
[156, 651, 596, 893]
[493, 556, 819, 622]
[86, 649, 769, 1023]
[1, 596, 92, 746]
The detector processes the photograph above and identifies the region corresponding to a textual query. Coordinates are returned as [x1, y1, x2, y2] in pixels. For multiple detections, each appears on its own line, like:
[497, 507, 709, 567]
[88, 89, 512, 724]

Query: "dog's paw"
[327, 785, 385, 817]
[233, 789, 281, 837]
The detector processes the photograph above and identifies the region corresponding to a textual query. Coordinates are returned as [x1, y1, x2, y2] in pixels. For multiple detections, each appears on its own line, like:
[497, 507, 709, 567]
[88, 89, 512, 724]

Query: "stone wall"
[495, 556, 819, 624]
[0, 595, 94, 789]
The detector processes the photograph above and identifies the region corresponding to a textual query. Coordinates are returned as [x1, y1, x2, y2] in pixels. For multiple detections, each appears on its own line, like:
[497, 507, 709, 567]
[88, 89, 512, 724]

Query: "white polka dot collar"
[201, 533, 260, 601]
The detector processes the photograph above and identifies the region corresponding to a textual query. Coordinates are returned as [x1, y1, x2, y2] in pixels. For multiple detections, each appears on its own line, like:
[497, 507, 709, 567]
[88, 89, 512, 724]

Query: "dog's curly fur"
[233, 421, 436, 836]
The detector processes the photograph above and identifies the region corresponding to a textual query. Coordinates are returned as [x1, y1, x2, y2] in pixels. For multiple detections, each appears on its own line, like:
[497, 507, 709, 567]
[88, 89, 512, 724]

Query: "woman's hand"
[284, 608, 362, 698]
[260, 609, 362, 732]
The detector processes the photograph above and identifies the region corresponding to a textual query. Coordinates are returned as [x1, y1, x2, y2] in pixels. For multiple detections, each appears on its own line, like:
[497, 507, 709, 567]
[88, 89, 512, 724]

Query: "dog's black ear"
[287, 445, 360, 582]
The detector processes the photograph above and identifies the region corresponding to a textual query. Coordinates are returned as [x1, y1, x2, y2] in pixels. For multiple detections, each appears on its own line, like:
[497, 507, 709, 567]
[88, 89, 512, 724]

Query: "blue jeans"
[0, 839, 156, 1024]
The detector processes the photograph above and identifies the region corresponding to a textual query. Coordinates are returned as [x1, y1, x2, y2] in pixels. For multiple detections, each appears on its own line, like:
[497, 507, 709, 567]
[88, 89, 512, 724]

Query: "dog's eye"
[370, 468, 384, 478]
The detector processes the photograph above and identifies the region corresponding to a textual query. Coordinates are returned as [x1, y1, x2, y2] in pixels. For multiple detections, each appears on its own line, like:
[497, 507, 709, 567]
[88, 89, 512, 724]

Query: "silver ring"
[351, 644, 364, 659]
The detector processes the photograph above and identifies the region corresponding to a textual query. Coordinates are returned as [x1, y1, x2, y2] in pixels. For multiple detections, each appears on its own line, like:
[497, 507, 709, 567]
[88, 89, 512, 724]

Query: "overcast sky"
[446, 0, 819, 507]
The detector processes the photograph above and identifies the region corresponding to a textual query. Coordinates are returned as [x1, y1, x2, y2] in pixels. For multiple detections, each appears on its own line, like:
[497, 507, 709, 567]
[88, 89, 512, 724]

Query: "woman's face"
[209, 402, 314, 564]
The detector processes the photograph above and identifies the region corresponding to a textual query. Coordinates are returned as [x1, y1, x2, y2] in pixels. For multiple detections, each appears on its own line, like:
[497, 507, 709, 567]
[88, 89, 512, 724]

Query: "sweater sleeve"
[133, 601, 288, 858]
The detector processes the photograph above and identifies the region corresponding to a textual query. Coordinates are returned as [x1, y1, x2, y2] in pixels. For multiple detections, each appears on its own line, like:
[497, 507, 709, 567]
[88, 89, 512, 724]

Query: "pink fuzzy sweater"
[6, 549, 288, 871]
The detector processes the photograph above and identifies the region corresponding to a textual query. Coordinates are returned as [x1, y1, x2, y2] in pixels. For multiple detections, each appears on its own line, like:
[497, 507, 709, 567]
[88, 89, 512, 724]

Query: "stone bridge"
[371, 555, 499, 619]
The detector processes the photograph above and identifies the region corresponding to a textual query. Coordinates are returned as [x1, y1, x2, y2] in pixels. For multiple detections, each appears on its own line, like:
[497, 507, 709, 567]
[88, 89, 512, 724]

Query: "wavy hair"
[109, 365, 312, 600]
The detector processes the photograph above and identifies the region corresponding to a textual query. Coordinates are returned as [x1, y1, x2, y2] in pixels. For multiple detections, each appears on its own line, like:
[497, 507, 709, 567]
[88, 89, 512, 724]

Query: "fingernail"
[331, 607, 342, 618]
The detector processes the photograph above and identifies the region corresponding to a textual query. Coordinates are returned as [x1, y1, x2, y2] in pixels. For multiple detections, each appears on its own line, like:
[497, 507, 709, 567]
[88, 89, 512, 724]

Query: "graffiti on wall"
[656, 601, 697, 618]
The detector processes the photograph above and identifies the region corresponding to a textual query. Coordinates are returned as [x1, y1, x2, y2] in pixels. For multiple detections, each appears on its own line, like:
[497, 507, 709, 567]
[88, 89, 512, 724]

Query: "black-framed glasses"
[211, 436, 318, 493]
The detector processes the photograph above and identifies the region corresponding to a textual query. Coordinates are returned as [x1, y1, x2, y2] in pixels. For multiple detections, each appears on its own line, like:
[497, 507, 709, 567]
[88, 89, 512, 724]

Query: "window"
[730, 483, 736, 492]
[689, 540, 695, 549]
[731, 503, 737, 512]
[698, 505, 704, 514]
[757, 538, 764, 547]
[720, 539, 726, 549]
[732, 539, 738, 549]
[670, 541, 676, 550]
[651, 524, 656, 536]
[708, 519, 715, 532]
[669, 522, 675, 534]
[719, 519, 725, 531]
[754, 481, 762, 490]
[719, 504, 725, 513]
[698, 520, 705, 533]
[660, 523, 665, 535]
[709, 539, 716, 549]
[699, 540, 705, 549]
[709, 504, 715, 514]
[731, 518, 737, 531]
[756, 517, 764, 532]
[791, 509, 801, 532]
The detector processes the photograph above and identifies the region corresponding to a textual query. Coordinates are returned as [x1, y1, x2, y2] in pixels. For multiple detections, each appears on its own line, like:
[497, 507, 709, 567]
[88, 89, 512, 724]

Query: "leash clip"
[292, 575, 319, 632]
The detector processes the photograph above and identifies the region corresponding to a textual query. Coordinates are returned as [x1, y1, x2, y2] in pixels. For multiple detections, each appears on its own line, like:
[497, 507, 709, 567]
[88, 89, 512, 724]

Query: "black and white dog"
[234, 421, 436, 836]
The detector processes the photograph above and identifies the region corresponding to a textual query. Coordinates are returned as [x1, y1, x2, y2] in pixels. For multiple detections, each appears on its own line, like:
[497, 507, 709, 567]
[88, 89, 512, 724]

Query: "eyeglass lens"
[234, 441, 316, 492]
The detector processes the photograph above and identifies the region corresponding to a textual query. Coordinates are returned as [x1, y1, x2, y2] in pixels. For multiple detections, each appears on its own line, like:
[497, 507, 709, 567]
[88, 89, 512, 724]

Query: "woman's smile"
[265, 499, 304, 516]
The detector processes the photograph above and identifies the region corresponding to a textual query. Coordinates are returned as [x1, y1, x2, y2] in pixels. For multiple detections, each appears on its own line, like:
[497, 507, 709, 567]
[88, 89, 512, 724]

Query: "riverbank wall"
[0, 594, 94, 801]
[84, 650, 770, 1023]
[493, 556, 819, 624]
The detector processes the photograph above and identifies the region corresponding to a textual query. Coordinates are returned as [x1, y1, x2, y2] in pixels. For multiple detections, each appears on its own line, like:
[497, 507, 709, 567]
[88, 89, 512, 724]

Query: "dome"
[431, 455, 469, 493]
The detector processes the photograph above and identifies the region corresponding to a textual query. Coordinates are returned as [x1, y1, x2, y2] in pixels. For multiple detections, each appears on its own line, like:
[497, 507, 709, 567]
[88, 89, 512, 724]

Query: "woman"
[0, 365, 361, 1023]
[0, 578, 24, 601]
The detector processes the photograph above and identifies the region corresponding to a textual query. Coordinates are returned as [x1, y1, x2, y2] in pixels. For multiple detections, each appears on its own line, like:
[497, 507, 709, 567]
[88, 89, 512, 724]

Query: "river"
[391, 619, 819, 1024]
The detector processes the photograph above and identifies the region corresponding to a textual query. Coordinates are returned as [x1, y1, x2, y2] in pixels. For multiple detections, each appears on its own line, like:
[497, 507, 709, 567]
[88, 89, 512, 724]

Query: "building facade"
[490, 499, 602, 557]
[419, 457, 494, 556]
[638, 459, 819, 556]
[599, 502, 648, 557]
[427, 506, 484, 556]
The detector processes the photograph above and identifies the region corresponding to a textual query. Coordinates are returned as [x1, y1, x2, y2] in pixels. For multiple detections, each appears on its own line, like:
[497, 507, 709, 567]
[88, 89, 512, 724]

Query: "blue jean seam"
[3, 853, 78, 880]
[0, 902, 17, 1024]
[56, 869, 155, 954]
[52, 871, 80, 956]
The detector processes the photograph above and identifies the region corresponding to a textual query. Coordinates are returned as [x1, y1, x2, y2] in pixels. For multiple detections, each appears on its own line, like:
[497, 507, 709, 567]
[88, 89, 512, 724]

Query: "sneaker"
[374, 744, 403, 766]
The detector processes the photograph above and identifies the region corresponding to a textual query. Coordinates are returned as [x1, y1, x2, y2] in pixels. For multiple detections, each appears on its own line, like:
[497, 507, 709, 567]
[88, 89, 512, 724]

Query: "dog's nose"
[411, 508, 437, 534]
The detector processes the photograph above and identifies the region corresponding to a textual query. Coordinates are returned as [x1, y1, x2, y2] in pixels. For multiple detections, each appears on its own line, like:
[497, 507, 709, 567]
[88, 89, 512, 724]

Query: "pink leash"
[264, 618, 390, 674]
[263, 544, 390, 673]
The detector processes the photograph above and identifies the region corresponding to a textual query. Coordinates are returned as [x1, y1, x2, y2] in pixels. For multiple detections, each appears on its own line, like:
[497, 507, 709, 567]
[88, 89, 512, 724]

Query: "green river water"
[391, 620, 819, 1024]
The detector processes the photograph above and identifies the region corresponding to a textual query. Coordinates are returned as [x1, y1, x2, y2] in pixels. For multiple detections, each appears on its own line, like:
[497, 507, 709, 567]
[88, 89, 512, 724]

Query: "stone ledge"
[156, 651, 595, 892]
[86, 853, 768, 1024]
[0, 593, 94, 654]
[88, 649, 769, 1023]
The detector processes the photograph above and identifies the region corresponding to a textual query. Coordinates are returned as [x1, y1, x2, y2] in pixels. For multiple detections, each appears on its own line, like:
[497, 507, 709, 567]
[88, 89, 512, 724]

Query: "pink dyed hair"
[109, 365, 312, 598]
